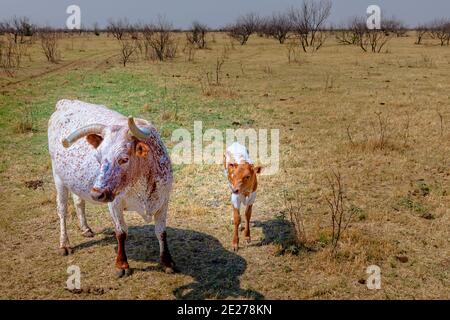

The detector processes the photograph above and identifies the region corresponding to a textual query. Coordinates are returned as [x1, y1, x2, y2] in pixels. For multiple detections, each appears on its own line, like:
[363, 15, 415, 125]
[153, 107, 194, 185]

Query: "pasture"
[0, 32, 449, 299]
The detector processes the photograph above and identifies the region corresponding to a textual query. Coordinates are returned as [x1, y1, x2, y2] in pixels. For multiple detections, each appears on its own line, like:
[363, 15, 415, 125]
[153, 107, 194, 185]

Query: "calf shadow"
[74, 225, 264, 300]
[253, 218, 294, 247]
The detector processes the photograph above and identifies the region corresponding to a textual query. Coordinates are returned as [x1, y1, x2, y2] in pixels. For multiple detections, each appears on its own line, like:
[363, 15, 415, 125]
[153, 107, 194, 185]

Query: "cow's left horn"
[128, 116, 151, 140]
[62, 124, 106, 148]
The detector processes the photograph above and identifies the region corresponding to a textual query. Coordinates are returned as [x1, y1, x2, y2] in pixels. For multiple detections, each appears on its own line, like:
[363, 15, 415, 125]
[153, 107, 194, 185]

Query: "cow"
[224, 142, 262, 251]
[48, 99, 175, 276]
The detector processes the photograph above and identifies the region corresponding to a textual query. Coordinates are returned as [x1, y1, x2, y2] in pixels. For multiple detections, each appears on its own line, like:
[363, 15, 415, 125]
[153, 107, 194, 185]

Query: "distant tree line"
[1, 0, 450, 75]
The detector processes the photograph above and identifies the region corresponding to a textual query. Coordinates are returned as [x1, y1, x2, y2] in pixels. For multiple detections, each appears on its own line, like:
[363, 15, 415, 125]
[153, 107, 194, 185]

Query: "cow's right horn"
[62, 124, 106, 148]
[128, 116, 151, 140]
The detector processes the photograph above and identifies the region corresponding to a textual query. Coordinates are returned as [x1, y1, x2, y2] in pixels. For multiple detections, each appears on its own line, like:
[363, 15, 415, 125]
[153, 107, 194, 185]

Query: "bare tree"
[227, 12, 261, 45]
[0, 34, 26, 76]
[288, 0, 332, 52]
[349, 16, 392, 53]
[382, 17, 407, 37]
[415, 23, 429, 45]
[119, 38, 136, 66]
[429, 19, 450, 46]
[107, 18, 129, 40]
[265, 12, 292, 44]
[143, 17, 177, 61]
[39, 28, 60, 63]
[186, 21, 208, 49]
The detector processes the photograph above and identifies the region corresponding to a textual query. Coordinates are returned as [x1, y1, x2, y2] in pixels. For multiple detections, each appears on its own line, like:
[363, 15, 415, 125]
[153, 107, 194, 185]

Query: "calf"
[224, 142, 262, 251]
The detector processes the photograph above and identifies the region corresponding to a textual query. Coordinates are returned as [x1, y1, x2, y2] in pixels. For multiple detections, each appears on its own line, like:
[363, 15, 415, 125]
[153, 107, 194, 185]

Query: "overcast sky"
[1, 0, 449, 29]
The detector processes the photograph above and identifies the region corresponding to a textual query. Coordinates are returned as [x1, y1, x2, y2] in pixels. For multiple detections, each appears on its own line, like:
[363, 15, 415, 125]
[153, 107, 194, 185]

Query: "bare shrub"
[350, 17, 392, 53]
[1, 16, 35, 44]
[283, 191, 307, 246]
[415, 24, 429, 45]
[119, 38, 136, 67]
[288, 0, 332, 52]
[183, 41, 197, 62]
[264, 12, 292, 44]
[13, 104, 36, 133]
[429, 19, 450, 46]
[227, 13, 260, 45]
[324, 170, 355, 252]
[335, 24, 359, 45]
[107, 18, 129, 40]
[144, 17, 178, 61]
[382, 17, 407, 37]
[186, 21, 208, 49]
[0, 34, 27, 76]
[286, 39, 302, 63]
[39, 29, 60, 63]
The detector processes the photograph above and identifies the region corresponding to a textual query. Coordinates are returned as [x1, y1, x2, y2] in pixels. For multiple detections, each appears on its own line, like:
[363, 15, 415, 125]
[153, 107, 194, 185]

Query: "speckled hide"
[48, 99, 174, 271]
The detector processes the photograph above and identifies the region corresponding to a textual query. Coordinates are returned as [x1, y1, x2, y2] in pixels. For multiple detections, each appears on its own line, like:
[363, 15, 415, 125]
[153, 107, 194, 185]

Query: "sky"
[1, 0, 449, 29]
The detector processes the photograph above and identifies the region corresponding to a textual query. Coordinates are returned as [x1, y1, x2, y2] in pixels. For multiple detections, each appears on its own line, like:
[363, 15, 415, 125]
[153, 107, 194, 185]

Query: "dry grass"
[0, 32, 449, 299]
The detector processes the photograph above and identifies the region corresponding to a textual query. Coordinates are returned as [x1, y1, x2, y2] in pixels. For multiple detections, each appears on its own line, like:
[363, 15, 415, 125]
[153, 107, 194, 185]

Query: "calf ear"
[86, 134, 103, 148]
[254, 165, 263, 174]
[135, 141, 150, 158]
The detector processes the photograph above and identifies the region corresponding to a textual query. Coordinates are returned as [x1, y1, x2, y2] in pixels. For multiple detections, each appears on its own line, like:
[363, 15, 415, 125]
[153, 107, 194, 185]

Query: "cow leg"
[72, 194, 94, 237]
[107, 202, 130, 275]
[53, 171, 71, 255]
[243, 204, 252, 243]
[154, 204, 175, 274]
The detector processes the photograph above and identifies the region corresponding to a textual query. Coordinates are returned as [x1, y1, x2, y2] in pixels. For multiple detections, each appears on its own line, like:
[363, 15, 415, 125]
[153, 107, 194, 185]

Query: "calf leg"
[154, 203, 175, 273]
[232, 207, 241, 251]
[72, 194, 94, 237]
[243, 204, 252, 243]
[53, 171, 71, 255]
[107, 202, 129, 272]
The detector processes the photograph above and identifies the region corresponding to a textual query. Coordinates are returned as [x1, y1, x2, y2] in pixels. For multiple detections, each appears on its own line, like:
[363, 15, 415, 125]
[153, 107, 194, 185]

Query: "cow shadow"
[73, 225, 264, 300]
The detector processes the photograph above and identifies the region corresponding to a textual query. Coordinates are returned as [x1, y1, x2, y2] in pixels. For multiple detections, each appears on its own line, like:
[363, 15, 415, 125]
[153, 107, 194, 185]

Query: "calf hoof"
[59, 247, 72, 256]
[116, 268, 133, 278]
[245, 236, 251, 244]
[232, 243, 239, 252]
[82, 228, 95, 238]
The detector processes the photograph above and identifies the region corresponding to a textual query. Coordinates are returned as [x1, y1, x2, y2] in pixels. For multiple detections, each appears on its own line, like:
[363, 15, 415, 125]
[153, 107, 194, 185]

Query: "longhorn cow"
[48, 99, 175, 275]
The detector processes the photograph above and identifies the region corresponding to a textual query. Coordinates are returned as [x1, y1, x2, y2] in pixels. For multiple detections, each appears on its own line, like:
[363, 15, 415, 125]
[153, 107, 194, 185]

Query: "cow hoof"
[59, 247, 72, 256]
[82, 228, 95, 238]
[232, 244, 239, 252]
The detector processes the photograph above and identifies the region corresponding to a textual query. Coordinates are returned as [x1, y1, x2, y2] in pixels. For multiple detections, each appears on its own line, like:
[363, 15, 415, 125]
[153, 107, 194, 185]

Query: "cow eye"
[118, 157, 129, 165]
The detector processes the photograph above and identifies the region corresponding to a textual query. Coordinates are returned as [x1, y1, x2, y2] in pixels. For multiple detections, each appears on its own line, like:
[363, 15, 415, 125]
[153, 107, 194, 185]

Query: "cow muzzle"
[90, 187, 114, 203]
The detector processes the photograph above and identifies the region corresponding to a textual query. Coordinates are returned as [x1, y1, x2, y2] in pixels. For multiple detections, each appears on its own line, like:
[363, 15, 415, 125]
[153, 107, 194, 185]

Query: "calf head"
[62, 117, 151, 203]
[226, 161, 262, 195]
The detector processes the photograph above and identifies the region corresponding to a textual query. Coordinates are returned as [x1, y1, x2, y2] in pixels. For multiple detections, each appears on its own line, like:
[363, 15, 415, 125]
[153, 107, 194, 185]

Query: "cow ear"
[86, 134, 103, 149]
[254, 165, 263, 174]
[135, 141, 150, 158]
[228, 163, 237, 170]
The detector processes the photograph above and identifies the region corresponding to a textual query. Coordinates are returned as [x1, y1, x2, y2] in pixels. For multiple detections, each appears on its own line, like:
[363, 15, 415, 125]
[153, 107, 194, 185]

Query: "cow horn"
[128, 116, 151, 140]
[62, 124, 106, 148]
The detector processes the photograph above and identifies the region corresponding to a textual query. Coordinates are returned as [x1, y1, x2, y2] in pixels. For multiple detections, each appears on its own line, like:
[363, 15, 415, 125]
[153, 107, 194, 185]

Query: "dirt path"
[1, 51, 118, 89]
